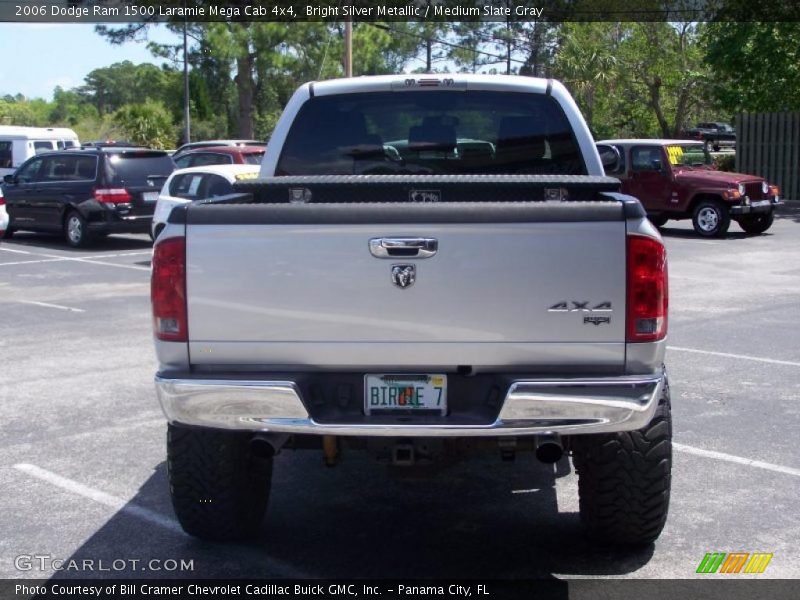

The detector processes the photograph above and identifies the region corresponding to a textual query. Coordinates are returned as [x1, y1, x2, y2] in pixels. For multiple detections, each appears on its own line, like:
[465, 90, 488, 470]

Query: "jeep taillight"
[94, 188, 131, 203]
[627, 235, 668, 342]
[152, 237, 187, 342]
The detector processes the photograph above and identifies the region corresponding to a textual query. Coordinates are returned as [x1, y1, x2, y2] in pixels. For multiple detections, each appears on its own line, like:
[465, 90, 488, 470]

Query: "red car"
[597, 139, 782, 237]
[172, 145, 266, 169]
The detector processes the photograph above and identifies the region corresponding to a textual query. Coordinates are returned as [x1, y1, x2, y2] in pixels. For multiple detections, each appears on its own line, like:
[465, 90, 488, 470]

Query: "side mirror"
[3, 174, 15, 184]
[597, 145, 621, 174]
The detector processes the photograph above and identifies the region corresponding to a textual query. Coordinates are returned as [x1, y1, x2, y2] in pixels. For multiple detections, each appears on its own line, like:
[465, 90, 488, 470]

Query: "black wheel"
[64, 211, 92, 247]
[692, 199, 730, 237]
[1, 226, 13, 239]
[648, 215, 668, 228]
[738, 211, 774, 235]
[167, 424, 273, 541]
[572, 374, 672, 546]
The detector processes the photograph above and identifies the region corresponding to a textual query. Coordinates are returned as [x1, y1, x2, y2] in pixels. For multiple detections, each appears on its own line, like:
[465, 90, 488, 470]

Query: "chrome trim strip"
[155, 374, 663, 437]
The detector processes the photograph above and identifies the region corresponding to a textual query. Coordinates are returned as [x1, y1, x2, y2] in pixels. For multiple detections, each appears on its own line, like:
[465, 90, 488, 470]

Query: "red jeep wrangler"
[597, 139, 782, 237]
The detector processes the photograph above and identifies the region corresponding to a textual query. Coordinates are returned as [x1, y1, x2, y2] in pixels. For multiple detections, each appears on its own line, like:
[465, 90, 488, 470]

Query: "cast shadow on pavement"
[49, 450, 654, 589]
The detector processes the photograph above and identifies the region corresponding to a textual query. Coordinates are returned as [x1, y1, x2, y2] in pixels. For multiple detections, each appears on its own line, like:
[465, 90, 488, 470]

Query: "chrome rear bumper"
[155, 373, 663, 437]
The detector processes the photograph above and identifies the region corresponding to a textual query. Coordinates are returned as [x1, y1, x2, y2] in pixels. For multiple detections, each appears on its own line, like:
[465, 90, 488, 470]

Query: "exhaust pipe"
[250, 433, 288, 458]
[535, 435, 563, 464]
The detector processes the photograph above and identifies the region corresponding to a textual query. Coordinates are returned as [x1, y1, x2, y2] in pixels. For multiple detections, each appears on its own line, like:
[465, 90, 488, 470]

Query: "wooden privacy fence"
[736, 112, 800, 201]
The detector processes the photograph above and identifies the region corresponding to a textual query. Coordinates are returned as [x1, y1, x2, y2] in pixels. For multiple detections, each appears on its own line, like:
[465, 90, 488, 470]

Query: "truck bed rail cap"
[180, 201, 628, 226]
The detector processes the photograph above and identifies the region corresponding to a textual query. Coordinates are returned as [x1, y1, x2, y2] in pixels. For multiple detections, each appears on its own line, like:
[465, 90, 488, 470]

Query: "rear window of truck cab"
[276, 91, 586, 176]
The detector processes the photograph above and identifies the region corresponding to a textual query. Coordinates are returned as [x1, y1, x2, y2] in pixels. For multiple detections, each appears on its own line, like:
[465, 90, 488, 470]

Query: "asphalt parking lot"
[1, 205, 799, 585]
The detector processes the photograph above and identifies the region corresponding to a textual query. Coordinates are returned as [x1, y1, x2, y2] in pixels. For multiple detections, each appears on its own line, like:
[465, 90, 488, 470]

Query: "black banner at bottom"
[3, 579, 798, 600]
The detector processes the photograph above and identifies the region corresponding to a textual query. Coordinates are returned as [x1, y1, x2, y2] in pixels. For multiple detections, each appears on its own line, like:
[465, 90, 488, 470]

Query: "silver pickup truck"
[152, 75, 671, 546]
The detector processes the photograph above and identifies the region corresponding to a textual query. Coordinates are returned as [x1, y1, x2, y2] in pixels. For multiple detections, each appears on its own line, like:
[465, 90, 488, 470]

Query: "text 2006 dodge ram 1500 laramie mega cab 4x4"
[152, 75, 670, 545]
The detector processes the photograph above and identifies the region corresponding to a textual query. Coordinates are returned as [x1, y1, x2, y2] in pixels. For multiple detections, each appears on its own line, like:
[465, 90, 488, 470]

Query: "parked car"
[0, 187, 8, 237]
[151, 163, 259, 239]
[1, 147, 175, 247]
[172, 139, 264, 158]
[682, 122, 736, 151]
[0, 126, 80, 178]
[172, 145, 266, 169]
[596, 139, 782, 236]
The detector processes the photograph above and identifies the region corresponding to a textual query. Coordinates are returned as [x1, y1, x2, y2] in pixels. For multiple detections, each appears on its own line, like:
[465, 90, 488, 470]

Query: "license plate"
[751, 200, 770, 208]
[364, 374, 446, 415]
[143, 191, 159, 202]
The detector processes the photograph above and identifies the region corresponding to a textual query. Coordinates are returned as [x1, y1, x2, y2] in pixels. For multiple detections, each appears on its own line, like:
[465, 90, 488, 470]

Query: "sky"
[0, 23, 182, 100]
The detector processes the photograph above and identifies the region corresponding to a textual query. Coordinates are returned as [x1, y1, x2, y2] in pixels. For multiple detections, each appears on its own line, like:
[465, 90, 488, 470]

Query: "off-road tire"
[692, 200, 730, 238]
[738, 211, 774, 235]
[648, 215, 668, 228]
[1, 227, 13, 239]
[572, 375, 672, 546]
[167, 424, 273, 541]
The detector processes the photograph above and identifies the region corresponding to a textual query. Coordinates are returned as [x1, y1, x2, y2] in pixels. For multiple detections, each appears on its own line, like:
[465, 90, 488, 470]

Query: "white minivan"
[0, 126, 80, 177]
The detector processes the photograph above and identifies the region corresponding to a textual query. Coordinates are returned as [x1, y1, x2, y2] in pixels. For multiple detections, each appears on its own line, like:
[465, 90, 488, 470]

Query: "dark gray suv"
[1, 147, 175, 247]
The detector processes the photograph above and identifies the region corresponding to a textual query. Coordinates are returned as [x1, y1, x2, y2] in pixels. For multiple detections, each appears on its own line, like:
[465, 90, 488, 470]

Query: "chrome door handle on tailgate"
[369, 237, 438, 259]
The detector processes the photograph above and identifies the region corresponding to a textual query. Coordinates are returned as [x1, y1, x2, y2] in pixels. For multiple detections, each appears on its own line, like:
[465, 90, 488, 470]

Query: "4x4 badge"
[548, 301, 613, 312]
[391, 264, 416, 289]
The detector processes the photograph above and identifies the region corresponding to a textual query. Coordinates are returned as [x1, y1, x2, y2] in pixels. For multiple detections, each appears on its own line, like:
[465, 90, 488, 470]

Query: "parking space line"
[0, 255, 150, 272]
[1, 247, 64, 258]
[669, 346, 800, 367]
[674, 443, 800, 477]
[0, 258, 70, 267]
[1, 247, 150, 264]
[13, 462, 312, 578]
[21, 300, 85, 313]
[13, 463, 183, 533]
[91, 251, 152, 258]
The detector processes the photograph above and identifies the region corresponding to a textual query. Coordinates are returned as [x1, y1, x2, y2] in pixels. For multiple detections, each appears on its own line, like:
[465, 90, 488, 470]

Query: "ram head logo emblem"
[391, 264, 416, 289]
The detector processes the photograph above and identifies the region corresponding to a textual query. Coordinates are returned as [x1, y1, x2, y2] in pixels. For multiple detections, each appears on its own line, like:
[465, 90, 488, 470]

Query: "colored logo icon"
[696, 552, 773, 574]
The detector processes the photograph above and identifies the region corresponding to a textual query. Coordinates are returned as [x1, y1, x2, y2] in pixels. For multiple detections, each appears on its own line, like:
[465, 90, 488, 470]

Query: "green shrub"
[713, 152, 736, 171]
[112, 101, 176, 149]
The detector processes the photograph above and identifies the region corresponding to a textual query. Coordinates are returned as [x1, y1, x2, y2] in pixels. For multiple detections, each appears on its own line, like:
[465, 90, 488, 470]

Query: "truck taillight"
[627, 235, 668, 342]
[94, 188, 131, 203]
[152, 237, 187, 342]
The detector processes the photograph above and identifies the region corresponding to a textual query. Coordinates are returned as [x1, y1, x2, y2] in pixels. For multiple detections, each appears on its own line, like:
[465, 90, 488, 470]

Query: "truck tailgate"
[183, 201, 627, 370]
